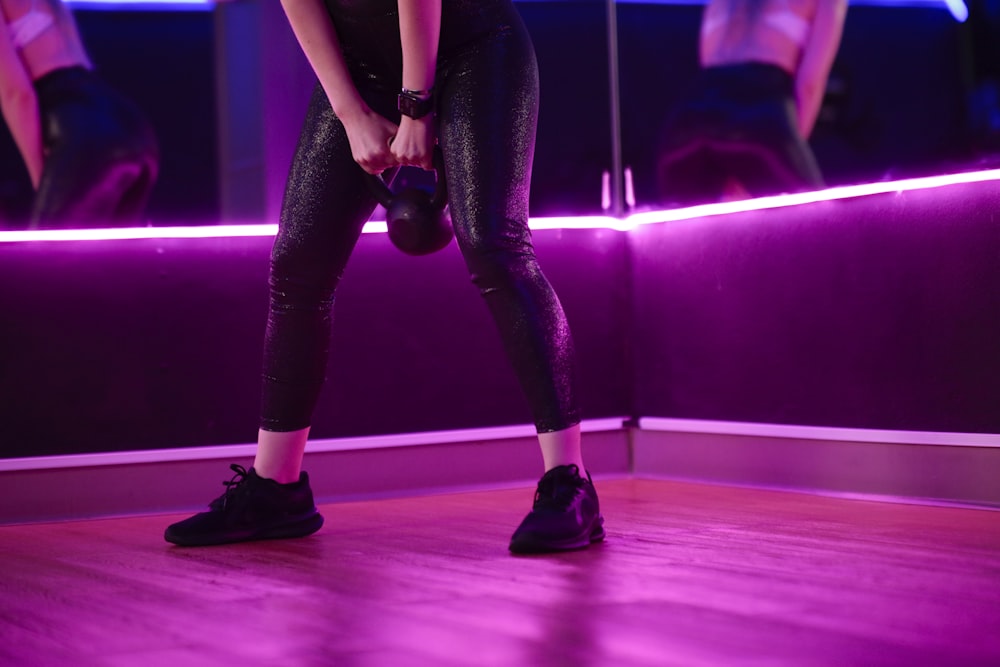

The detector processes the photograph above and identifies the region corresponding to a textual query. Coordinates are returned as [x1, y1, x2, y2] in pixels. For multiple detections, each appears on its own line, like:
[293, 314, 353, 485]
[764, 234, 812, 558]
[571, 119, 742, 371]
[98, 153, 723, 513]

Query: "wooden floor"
[1, 478, 999, 667]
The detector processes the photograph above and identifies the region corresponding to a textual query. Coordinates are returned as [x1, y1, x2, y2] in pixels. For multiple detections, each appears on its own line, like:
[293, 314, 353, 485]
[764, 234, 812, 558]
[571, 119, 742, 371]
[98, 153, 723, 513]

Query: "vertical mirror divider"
[606, 0, 626, 218]
[214, 0, 266, 223]
[607, 0, 637, 434]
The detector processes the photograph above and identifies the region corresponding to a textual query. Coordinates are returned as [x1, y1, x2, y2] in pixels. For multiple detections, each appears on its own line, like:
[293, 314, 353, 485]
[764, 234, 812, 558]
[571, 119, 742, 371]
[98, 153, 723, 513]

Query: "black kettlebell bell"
[366, 148, 453, 256]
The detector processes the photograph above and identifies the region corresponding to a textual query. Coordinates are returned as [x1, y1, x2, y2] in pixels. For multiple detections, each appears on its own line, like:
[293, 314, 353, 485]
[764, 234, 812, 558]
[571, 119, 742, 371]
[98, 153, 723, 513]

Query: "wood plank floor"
[1, 478, 998, 667]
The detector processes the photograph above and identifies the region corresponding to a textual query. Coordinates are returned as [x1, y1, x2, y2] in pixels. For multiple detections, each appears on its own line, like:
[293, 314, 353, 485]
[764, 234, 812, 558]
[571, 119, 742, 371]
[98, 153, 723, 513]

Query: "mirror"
[0, 0, 996, 226]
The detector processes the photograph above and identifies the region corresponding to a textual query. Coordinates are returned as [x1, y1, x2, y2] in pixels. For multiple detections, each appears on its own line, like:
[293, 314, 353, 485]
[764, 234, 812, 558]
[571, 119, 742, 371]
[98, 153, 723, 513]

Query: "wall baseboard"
[0, 420, 631, 526]
[3, 417, 998, 526]
[633, 418, 1000, 510]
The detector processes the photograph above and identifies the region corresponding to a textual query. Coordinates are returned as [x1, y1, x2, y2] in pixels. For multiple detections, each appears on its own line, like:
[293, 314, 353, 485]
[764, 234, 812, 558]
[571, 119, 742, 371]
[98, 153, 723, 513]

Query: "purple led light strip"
[66, 0, 213, 7]
[2, 168, 998, 243]
[626, 168, 1000, 227]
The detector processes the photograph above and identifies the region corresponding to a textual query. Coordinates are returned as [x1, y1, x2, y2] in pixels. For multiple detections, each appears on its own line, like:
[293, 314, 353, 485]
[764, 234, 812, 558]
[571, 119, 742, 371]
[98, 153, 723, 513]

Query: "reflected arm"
[0, 20, 43, 189]
[796, 0, 847, 138]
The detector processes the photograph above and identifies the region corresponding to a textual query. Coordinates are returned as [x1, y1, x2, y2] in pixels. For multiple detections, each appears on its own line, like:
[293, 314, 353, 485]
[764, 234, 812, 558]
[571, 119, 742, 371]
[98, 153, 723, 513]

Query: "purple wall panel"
[0, 237, 268, 456]
[630, 180, 1000, 432]
[313, 228, 632, 440]
[0, 229, 629, 458]
[5, 178, 999, 459]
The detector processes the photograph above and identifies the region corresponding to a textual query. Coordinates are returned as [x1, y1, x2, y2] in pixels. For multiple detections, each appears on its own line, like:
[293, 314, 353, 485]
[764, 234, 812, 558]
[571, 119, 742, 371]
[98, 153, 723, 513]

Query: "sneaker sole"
[165, 512, 325, 547]
[508, 516, 606, 555]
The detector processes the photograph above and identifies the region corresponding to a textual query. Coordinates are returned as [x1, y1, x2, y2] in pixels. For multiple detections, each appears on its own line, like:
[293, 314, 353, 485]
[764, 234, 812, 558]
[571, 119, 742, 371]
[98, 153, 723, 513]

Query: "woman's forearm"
[280, 0, 365, 119]
[398, 0, 441, 92]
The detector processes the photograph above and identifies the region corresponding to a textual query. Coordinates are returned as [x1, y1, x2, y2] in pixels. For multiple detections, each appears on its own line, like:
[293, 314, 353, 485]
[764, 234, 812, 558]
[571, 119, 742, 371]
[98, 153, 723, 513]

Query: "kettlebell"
[366, 148, 453, 256]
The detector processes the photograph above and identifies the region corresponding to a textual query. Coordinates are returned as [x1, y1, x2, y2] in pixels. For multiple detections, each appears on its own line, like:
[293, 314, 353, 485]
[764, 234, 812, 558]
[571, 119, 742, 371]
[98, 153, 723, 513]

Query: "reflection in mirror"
[0, 0, 162, 229]
[654, 0, 845, 207]
[2, 0, 998, 227]
[0, 0, 215, 229]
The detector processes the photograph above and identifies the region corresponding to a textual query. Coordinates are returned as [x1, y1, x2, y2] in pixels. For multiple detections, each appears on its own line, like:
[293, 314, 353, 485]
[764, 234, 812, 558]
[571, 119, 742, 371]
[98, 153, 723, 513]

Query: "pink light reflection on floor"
[2, 168, 998, 244]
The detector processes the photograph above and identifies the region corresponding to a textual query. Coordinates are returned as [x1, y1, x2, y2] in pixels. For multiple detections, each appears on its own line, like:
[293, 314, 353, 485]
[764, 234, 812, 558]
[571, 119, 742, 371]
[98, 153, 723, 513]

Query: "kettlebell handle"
[365, 169, 393, 208]
[429, 148, 447, 209]
[364, 146, 447, 210]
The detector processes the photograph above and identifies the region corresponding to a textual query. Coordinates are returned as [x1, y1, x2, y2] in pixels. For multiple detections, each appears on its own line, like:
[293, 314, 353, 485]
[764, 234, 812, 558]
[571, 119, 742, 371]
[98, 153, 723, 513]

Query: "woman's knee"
[268, 245, 339, 311]
[459, 230, 538, 293]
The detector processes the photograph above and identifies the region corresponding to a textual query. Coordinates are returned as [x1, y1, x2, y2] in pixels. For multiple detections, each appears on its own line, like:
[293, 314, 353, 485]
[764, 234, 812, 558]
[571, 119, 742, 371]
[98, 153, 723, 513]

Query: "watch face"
[398, 92, 433, 119]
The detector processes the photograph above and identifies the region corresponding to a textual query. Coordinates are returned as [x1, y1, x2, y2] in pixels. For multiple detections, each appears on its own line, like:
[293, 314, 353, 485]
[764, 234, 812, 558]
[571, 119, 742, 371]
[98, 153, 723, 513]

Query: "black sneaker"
[509, 464, 605, 554]
[164, 464, 324, 546]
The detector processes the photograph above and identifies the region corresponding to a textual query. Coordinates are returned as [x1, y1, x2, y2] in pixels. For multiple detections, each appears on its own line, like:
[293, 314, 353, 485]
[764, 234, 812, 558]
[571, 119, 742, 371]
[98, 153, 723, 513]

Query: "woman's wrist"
[399, 114, 434, 128]
[326, 85, 368, 120]
[397, 87, 434, 120]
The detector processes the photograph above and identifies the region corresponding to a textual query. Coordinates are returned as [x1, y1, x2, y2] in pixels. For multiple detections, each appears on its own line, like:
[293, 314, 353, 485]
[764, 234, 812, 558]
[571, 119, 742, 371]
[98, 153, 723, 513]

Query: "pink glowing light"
[0, 224, 280, 243]
[524, 215, 626, 231]
[625, 168, 1000, 227]
[66, 0, 212, 8]
[2, 168, 998, 243]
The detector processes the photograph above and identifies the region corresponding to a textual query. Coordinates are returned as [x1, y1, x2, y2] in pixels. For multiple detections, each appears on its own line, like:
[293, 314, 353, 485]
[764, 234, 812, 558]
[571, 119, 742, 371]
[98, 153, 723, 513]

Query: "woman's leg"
[254, 427, 311, 484]
[538, 425, 584, 473]
[256, 83, 391, 478]
[436, 18, 602, 552]
[165, 84, 385, 546]
[438, 26, 581, 448]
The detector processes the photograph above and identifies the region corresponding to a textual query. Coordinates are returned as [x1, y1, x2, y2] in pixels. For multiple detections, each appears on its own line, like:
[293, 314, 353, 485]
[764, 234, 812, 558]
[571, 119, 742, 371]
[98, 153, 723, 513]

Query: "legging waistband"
[698, 61, 795, 99]
[33, 65, 95, 99]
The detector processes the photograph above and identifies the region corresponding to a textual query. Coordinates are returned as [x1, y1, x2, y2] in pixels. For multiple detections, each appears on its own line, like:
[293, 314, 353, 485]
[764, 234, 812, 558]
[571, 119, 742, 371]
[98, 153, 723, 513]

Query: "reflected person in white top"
[0, 0, 158, 228]
[656, 0, 847, 206]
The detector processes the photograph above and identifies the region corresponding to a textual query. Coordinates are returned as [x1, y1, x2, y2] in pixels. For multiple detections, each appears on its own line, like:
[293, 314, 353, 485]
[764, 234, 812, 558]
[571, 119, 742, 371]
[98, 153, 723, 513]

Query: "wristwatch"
[398, 88, 434, 120]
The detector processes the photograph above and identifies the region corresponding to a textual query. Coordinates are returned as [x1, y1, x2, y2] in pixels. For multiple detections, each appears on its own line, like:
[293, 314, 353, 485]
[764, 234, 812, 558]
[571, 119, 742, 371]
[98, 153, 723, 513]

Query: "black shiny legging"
[261, 18, 580, 434]
[31, 66, 159, 229]
[656, 62, 825, 206]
